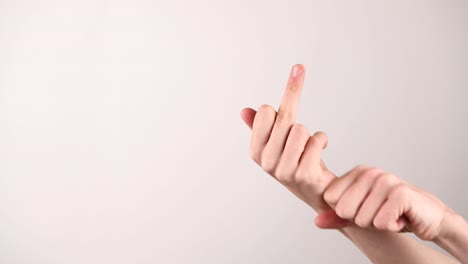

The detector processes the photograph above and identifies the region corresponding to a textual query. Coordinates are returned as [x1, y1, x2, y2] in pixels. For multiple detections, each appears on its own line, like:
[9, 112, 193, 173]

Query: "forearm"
[312, 170, 458, 264]
[337, 226, 459, 264]
[433, 210, 468, 264]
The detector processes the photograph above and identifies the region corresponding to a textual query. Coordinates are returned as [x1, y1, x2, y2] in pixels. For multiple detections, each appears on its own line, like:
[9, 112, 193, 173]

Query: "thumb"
[315, 210, 351, 229]
[240, 107, 256, 130]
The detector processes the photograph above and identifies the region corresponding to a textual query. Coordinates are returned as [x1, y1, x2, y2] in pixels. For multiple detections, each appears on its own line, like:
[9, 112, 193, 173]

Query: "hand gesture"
[316, 165, 454, 241]
[240, 64, 337, 213]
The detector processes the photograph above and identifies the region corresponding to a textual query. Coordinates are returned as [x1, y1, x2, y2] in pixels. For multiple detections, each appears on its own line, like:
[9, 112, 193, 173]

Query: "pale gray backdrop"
[0, 0, 467, 263]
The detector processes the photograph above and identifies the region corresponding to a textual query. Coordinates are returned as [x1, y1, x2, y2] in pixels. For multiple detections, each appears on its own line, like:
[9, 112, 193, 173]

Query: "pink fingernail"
[292, 65, 303, 77]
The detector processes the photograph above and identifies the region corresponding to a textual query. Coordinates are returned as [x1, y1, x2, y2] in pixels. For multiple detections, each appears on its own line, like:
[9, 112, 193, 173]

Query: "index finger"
[277, 64, 305, 125]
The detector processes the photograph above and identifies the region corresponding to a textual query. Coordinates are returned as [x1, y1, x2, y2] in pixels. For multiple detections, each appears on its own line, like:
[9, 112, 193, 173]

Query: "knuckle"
[289, 124, 309, 141]
[277, 175, 294, 185]
[307, 134, 324, 150]
[372, 211, 392, 230]
[262, 165, 275, 175]
[355, 215, 371, 228]
[276, 168, 294, 185]
[375, 173, 400, 189]
[358, 170, 377, 183]
[291, 123, 306, 134]
[359, 167, 382, 182]
[323, 189, 338, 207]
[389, 183, 410, 199]
[354, 164, 368, 171]
[335, 203, 348, 219]
[255, 105, 276, 124]
[312, 131, 328, 142]
[373, 211, 394, 231]
[309, 131, 328, 149]
[335, 202, 354, 220]
[287, 83, 300, 93]
[261, 157, 276, 174]
[370, 166, 384, 174]
[307, 134, 318, 145]
[276, 108, 293, 125]
[372, 217, 386, 230]
[258, 104, 275, 113]
[249, 148, 260, 164]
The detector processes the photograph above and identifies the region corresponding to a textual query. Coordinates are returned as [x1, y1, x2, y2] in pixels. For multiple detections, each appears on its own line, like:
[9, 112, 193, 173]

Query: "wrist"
[434, 207, 466, 243]
[433, 208, 468, 263]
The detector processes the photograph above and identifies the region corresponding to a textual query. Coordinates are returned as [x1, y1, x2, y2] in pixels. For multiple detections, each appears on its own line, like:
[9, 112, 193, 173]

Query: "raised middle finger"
[262, 64, 306, 173]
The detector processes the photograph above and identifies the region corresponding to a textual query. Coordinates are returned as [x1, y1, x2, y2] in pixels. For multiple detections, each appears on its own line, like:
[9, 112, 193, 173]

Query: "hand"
[316, 165, 453, 241]
[240, 64, 338, 213]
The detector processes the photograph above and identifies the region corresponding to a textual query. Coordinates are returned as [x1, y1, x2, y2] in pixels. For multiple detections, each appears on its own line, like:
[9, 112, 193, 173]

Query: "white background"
[1, 0, 467, 263]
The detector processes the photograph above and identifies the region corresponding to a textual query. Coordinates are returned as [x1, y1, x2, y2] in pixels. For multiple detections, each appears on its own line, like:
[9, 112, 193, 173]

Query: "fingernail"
[292, 65, 303, 78]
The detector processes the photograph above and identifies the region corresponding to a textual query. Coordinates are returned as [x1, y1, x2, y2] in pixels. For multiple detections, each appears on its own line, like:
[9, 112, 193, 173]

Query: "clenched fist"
[316, 165, 456, 241]
[240, 64, 337, 213]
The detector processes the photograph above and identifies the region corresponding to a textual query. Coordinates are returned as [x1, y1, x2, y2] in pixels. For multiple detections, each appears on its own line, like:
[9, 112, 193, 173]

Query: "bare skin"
[318, 165, 468, 263]
[240, 64, 467, 264]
